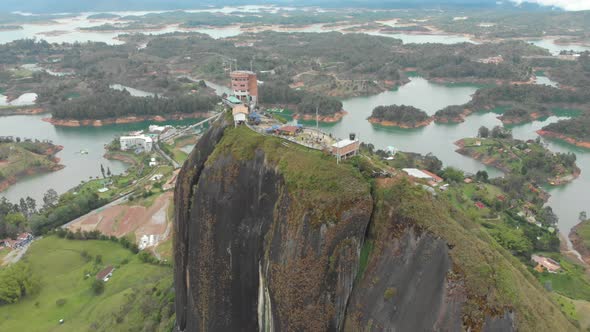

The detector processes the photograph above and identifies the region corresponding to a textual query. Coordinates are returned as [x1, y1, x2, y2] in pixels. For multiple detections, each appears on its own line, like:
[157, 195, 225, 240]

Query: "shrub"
[91, 279, 105, 295]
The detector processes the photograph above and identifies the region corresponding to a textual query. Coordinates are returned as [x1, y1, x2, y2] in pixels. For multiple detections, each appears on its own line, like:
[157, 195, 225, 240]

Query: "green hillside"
[0, 236, 174, 332]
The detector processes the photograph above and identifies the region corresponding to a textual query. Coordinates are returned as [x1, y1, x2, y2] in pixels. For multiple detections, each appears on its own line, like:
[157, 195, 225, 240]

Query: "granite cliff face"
[174, 116, 576, 332]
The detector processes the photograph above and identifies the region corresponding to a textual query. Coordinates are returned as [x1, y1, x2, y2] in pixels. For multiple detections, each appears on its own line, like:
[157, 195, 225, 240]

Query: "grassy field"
[535, 257, 590, 301]
[0, 142, 61, 181]
[162, 135, 198, 164]
[0, 236, 174, 332]
[552, 293, 578, 322]
[573, 298, 590, 330]
[574, 220, 590, 249]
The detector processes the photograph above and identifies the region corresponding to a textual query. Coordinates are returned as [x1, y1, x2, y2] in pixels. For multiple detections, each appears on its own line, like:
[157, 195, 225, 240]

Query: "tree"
[423, 153, 443, 173]
[91, 279, 105, 295]
[42, 189, 59, 210]
[100, 164, 106, 179]
[106, 167, 111, 178]
[478, 126, 490, 138]
[475, 170, 489, 183]
[491, 126, 512, 139]
[580, 211, 588, 223]
[441, 167, 464, 183]
[25, 197, 36, 217]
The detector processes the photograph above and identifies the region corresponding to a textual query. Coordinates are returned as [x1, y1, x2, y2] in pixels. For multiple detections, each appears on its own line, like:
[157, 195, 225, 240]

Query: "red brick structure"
[230, 71, 258, 105]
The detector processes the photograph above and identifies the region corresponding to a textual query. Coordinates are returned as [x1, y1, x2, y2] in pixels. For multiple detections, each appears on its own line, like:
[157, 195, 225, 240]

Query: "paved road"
[155, 143, 180, 169]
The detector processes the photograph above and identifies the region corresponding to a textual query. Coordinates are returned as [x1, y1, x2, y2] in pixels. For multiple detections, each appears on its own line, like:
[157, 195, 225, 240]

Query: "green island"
[368, 104, 432, 128]
[0, 138, 64, 192]
[455, 128, 579, 185]
[438, 84, 590, 124]
[433, 105, 470, 123]
[538, 115, 590, 149]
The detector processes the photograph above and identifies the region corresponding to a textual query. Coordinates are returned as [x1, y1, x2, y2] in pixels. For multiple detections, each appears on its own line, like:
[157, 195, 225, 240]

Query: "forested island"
[497, 105, 552, 125]
[259, 82, 345, 122]
[538, 115, 590, 148]
[368, 105, 431, 128]
[433, 105, 470, 123]
[439, 84, 590, 125]
[456, 127, 579, 185]
[47, 88, 219, 126]
[0, 137, 64, 191]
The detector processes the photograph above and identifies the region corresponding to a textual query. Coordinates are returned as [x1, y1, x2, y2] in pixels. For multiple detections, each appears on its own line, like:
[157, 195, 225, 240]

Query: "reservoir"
[0, 114, 201, 202]
[0, 75, 587, 236]
[303, 76, 588, 236]
[0, 13, 587, 236]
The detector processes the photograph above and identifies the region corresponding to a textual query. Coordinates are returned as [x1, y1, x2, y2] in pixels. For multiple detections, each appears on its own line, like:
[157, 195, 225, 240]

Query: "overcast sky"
[513, 0, 590, 10]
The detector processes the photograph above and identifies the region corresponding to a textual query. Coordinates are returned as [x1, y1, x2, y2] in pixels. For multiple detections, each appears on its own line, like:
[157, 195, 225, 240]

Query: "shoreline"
[43, 112, 212, 127]
[0, 107, 47, 117]
[536, 130, 590, 149]
[454, 138, 580, 185]
[293, 110, 347, 123]
[0, 144, 65, 192]
[498, 111, 549, 125]
[104, 151, 138, 166]
[368, 117, 432, 129]
[434, 108, 472, 124]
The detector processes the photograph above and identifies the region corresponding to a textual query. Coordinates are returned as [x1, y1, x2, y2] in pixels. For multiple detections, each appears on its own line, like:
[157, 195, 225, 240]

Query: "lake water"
[0, 10, 481, 46]
[0, 114, 202, 202]
[300, 76, 588, 236]
[528, 39, 590, 55]
[1, 75, 588, 236]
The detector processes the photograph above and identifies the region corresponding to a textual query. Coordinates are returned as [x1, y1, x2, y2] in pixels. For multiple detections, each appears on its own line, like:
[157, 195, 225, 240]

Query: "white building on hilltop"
[120, 135, 153, 152]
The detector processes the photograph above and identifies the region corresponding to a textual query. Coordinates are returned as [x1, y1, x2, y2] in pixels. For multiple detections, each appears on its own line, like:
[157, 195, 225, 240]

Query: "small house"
[232, 105, 249, 127]
[96, 266, 115, 282]
[531, 255, 560, 273]
[474, 202, 486, 209]
[402, 168, 443, 186]
[278, 126, 300, 136]
[331, 137, 360, 161]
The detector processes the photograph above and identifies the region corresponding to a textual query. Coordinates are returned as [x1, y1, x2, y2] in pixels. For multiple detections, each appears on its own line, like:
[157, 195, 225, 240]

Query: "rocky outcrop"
[174, 116, 576, 331]
[174, 117, 373, 331]
[344, 227, 465, 331]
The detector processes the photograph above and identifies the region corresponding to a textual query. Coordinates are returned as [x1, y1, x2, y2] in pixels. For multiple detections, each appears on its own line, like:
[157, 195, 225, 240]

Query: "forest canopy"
[51, 88, 219, 120]
[369, 104, 430, 126]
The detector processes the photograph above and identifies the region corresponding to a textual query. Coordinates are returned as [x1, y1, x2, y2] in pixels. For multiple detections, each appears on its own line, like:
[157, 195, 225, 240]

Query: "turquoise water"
[299, 76, 588, 235]
[0, 114, 202, 201]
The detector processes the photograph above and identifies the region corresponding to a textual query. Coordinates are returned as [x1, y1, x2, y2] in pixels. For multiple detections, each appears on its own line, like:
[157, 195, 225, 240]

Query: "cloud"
[511, 0, 590, 10]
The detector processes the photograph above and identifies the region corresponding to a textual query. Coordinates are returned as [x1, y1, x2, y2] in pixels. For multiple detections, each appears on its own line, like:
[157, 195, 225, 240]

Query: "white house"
[120, 135, 153, 152]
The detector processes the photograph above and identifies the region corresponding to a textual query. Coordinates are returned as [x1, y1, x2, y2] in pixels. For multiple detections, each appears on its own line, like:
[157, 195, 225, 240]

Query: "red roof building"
[421, 170, 443, 183]
[278, 126, 300, 136]
[474, 202, 486, 209]
[96, 266, 115, 281]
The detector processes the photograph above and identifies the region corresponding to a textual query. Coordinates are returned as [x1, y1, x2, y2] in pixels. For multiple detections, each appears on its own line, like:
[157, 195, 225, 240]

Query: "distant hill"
[0, 0, 545, 14]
